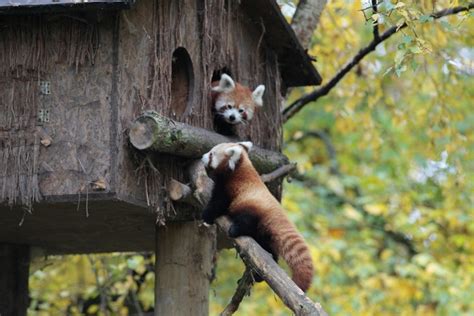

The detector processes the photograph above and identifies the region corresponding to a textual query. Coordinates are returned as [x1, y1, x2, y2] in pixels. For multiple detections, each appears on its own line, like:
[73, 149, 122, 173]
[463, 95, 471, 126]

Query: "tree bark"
[0, 244, 30, 316]
[216, 217, 327, 316]
[129, 111, 289, 174]
[154, 222, 216, 316]
[291, 0, 328, 48]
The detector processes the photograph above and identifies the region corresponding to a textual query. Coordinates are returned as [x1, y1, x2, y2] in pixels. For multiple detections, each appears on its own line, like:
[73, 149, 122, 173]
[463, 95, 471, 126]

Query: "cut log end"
[129, 116, 157, 150]
[168, 179, 192, 201]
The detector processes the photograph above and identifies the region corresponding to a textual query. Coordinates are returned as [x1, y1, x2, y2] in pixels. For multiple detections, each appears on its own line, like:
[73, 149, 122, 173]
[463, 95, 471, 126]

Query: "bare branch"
[216, 216, 327, 316]
[260, 163, 297, 183]
[282, 3, 474, 123]
[219, 268, 254, 316]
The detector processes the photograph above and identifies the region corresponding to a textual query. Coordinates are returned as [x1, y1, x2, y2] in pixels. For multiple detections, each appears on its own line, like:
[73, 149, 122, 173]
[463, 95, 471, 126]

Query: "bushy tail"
[268, 218, 314, 292]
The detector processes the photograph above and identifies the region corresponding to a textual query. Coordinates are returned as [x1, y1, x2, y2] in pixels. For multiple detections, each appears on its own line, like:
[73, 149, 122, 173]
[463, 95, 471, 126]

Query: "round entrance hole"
[171, 47, 194, 118]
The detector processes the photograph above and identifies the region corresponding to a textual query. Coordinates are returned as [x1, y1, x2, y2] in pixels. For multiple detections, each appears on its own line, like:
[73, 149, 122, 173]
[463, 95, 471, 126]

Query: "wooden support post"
[155, 222, 216, 316]
[0, 244, 30, 316]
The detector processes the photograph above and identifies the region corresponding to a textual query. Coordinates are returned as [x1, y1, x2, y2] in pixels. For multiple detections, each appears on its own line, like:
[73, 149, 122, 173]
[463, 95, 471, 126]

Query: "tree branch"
[219, 268, 254, 316]
[129, 111, 289, 174]
[282, 3, 474, 123]
[216, 216, 327, 316]
[371, 0, 380, 40]
[260, 163, 296, 183]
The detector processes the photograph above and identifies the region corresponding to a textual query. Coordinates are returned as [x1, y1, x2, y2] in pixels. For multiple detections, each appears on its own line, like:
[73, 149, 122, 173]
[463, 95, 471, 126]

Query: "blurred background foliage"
[28, 0, 473, 315]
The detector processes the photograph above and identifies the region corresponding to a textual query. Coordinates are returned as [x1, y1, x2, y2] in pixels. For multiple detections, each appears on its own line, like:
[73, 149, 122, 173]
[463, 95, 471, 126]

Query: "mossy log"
[128, 111, 289, 174]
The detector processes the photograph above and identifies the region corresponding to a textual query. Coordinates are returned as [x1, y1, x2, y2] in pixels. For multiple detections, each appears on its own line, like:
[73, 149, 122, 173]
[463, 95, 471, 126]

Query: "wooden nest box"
[0, 1, 321, 314]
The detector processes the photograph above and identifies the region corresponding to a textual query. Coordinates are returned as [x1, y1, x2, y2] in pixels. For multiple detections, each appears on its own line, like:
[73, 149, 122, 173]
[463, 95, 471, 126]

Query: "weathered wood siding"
[116, 0, 284, 220]
[0, 0, 284, 252]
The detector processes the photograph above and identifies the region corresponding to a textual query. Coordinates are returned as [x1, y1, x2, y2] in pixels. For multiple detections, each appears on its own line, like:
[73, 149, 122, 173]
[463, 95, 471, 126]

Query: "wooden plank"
[0, 198, 157, 254]
[0, 244, 30, 316]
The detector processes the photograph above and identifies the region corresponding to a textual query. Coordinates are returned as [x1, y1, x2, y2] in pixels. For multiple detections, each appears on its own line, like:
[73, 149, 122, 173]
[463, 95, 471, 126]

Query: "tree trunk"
[0, 244, 30, 316]
[291, 0, 327, 49]
[154, 222, 216, 316]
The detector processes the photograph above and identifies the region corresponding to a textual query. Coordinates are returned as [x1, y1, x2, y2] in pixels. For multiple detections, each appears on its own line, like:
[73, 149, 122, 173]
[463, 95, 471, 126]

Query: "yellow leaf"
[343, 204, 363, 222]
[365, 203, 388, 215]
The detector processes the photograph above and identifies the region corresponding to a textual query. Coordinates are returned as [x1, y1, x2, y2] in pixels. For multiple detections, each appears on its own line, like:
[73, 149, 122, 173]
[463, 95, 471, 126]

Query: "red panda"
[211, 74, 265, 125]
[201, 142, 314, 292]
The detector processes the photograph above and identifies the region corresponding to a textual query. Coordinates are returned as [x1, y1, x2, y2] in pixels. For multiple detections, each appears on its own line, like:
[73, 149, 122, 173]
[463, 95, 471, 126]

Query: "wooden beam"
[154, 222, 216, 316]
[128, 111, 289, 174]
[0, 244, 30, 316]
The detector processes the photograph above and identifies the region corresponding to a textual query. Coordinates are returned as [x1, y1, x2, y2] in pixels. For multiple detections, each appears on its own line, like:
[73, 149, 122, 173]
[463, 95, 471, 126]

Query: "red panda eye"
[238, 109, 244, 113]
[227, 105, 232, 109]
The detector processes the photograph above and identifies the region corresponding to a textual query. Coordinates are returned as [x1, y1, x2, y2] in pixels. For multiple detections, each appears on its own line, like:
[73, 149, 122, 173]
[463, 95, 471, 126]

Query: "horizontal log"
[129, 111, 288, 173]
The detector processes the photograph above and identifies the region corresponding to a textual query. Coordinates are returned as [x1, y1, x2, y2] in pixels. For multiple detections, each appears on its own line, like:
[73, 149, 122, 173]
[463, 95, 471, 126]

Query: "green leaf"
[440, 20, 453, 30]
[402, 35, 413, 44]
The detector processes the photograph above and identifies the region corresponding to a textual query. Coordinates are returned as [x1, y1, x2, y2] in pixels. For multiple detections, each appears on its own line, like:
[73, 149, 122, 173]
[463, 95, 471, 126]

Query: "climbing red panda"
[211, 74, 265, 125]
[201, 142, 314, 292]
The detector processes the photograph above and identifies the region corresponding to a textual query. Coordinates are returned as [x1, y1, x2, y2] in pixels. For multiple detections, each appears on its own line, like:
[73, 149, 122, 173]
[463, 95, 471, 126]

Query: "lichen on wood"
[129, 111, 289, 174]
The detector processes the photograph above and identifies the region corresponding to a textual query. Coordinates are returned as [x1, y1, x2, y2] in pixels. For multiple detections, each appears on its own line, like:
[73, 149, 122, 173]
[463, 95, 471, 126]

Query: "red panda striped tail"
[268, 218, 314, 292]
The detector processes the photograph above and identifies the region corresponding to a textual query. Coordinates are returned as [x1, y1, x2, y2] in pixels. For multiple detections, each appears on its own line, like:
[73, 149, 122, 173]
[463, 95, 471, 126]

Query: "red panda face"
[211, 74, 265, 125]
[202, 142, 253, 171]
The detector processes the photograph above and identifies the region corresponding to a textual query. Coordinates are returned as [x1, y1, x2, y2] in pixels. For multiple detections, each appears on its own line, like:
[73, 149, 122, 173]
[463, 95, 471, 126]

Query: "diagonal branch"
[216, 216, 327, 316]
[282, 3, 474, 123]
[220, 268, 254, 316]
[260, 163, 296, 183]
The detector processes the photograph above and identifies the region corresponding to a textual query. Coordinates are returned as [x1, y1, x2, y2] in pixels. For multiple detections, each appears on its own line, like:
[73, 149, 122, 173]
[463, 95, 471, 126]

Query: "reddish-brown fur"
[214, 148, 314, 292]
[210, 80, 254, 108]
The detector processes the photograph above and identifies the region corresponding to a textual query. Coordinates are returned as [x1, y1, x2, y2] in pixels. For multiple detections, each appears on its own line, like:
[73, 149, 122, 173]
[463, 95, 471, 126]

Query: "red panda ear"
[225, 146, 243, 170]
[211, 74, 235, 93]
[252, 85, 265, 107]
[238, 141, 253, 152]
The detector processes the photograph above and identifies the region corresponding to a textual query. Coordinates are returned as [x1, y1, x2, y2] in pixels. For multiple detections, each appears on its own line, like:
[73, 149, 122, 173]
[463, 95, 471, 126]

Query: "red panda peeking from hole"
[201, 142, 314, 292]
[211, 74, 265, 125]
